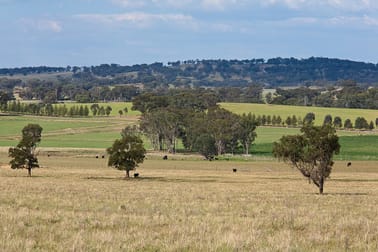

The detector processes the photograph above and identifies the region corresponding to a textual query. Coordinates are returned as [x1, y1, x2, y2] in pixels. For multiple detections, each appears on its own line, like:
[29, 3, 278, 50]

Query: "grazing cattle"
[47, 154, 50, 157]
[232, 168, 237, 173]
[347, 162, 352, 167]
[95, 155, 99, 159]
[134, 173, 139, 178]
[102, 155, 105, 159]
[163, 155, 168, 160]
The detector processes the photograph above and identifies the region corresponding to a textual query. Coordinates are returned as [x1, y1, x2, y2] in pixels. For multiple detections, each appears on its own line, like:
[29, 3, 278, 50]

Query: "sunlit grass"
[0, 150, 377, 251]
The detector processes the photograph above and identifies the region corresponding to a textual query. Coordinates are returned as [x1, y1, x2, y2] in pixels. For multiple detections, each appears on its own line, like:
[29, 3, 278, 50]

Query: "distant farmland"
[1, 107, 377, 160]
[220, 103, 378, 126]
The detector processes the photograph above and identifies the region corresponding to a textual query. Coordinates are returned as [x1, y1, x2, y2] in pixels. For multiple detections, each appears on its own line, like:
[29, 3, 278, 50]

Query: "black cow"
[163, 155, 168, 160]
[347, 162, 352, 167]
[232, 168, 237, 173]
[134, 173, 139, 178]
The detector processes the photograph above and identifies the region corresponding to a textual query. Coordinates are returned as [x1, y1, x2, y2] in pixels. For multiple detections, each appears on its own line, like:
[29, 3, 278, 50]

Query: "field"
[0, 103, 377, 250]
[1, 109, 378, 159]
[0, 150, 377, 251]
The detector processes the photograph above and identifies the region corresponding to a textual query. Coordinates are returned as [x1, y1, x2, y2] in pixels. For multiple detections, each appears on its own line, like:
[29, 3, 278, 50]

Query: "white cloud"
[108, 0, 378, 12]
[262, 0, 378, 11]
[110, 0, 245, 11]
[200, 0, 238, 10]
[76, 12, 195, 28]
[265, 14, 378, 29]
[20, 19, 62, 33]
[111, 0, 146, 8]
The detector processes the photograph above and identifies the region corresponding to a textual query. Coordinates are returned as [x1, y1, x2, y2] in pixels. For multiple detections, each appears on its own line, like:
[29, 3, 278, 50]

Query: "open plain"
[0, 149, 377, 251]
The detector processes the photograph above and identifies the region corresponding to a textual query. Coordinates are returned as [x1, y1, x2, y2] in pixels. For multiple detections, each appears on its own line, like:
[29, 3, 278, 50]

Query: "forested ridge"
[0, 57, 378, 110]
[1, 57, 378, 87]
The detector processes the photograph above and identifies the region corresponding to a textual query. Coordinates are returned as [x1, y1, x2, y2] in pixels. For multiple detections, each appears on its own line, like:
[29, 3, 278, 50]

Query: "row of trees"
[1, 76, 377, 109]
[282, 113, 376, 130]
[2, 101, 115, 117]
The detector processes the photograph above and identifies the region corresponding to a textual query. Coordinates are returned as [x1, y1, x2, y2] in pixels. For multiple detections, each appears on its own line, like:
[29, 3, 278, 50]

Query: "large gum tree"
[8, 124, 43, 177]
[107, 128, 146, 179]
[273, 124, 340, 194]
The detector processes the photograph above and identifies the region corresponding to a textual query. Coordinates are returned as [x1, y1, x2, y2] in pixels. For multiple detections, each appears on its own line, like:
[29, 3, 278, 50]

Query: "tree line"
[1, 77, 378, 110]
[2, 101, 116, 117]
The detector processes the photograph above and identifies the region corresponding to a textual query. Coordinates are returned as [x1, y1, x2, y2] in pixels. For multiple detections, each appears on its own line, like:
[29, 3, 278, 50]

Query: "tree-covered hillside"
[1, 57, 378, 87]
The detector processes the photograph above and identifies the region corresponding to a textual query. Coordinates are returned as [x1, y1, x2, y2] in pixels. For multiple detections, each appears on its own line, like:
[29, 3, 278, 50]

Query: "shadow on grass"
[333, 178, 378, 183]
[304, 192, 369, 196]
[0, 174, 55, 178]
[323, 192, 369, 196]
[85, 176, 219, 183]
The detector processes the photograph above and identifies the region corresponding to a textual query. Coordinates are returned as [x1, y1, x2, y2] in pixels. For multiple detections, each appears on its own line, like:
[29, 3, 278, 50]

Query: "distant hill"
[1, 57, 378, 87]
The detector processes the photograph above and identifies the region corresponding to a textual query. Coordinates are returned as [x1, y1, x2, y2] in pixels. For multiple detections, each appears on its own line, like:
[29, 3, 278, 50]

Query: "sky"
[0, 0, 377, 67]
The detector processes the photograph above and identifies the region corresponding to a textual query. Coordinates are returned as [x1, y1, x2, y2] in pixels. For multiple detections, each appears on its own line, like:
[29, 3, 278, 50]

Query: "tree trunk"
[28, 167, 32, 177]
[125, 169, 130, 179]
[319, 176, 324, 194]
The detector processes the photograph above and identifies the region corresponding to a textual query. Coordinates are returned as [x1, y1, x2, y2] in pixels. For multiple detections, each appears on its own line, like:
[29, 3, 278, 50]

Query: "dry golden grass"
[0, 150, 377, 251]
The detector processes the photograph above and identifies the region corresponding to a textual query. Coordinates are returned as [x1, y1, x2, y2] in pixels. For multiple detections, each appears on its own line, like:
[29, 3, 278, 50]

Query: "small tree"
[303, 112, 315, 125]
[8, 124, 43, 177]
[105, 106, 112, 116]
[123, 107, 128, 116]
[107, 131, 146, 178]
[273, 124, 340, 194]
[333, 116, 342, 128]
[355, 117, 369, 129]
[193, 134, 217, 160]
[90, 103, 99, 116]
[344, 119, 353, 129]
[323, 114, 333, 126]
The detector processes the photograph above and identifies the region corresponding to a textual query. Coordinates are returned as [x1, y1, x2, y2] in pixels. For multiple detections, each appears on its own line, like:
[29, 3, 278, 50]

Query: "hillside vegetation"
[1, 57, 378, 87]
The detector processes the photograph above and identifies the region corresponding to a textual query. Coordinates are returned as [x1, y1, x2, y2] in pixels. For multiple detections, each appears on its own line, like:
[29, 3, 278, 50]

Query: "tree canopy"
[8, 124, 43, 177]
[273, 124, 340, 194]
[107, 128, 146, 178]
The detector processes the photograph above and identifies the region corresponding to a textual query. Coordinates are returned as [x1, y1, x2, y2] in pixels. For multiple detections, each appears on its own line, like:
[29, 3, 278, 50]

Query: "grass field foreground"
[0, 151, 377, 251]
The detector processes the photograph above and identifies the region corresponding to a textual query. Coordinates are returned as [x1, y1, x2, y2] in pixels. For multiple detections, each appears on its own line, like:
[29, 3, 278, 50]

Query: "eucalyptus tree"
[107, 129, 146, 178]
[8, 124, 43, 177]
[273, 124, 340, 194]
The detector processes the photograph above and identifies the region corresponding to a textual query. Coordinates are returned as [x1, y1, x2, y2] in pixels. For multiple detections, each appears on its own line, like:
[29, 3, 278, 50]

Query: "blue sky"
[0, 0, 377, 67]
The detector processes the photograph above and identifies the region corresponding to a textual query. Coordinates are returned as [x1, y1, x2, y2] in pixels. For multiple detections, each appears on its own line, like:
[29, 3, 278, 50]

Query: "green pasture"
[221, 103, 378, 126]
[1, 114, 377, 160]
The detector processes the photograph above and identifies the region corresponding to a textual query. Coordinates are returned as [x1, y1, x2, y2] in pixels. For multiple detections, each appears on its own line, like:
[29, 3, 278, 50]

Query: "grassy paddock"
[1, 115, 378, 159]
[0, 150, 377, 251]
